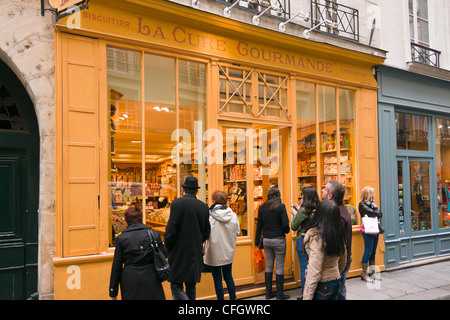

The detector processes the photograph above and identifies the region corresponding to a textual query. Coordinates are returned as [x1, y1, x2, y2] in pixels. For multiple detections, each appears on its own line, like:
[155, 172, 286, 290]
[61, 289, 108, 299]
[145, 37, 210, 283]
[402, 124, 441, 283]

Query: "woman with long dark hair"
[302, 199, 347, 300]
[291, 186, 320, 299]
[255, 187, 290, 300]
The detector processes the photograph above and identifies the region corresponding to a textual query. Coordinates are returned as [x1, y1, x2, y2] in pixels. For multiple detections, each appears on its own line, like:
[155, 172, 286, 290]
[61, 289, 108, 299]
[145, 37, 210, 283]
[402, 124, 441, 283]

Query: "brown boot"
[360, 263, 371, 282]
[369, 261, 376, 277]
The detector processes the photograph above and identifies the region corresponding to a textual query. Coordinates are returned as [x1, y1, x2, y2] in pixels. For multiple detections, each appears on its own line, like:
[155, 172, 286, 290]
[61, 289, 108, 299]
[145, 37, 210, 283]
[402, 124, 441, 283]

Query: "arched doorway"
[0, 58, 40, 299]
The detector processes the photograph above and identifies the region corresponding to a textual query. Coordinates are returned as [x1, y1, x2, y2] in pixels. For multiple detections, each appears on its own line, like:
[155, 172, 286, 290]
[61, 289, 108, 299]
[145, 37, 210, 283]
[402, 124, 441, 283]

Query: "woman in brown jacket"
[303, 200, 347, 300]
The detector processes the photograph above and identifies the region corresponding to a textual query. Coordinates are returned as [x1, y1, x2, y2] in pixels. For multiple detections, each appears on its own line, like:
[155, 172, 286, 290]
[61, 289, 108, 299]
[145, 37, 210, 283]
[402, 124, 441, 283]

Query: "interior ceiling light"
[278, 11, 310, 32]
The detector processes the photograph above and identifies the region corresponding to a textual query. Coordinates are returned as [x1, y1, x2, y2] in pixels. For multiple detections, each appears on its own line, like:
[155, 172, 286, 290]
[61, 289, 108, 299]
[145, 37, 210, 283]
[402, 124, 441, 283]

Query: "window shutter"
[60, 34, 100, 257]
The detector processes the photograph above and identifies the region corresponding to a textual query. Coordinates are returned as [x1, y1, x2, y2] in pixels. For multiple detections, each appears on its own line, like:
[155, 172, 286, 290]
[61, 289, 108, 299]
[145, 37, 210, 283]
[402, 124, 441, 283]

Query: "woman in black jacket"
[255, 187, 290, 300]
[358, 186, 383, 282]
[109, 206, 167, 300]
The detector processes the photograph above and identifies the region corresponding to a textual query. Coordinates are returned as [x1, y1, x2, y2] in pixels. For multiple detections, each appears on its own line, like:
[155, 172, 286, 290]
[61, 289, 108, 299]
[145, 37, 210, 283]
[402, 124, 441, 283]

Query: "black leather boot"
[276, 274, 290, 300]
[265, 272, 276, 299]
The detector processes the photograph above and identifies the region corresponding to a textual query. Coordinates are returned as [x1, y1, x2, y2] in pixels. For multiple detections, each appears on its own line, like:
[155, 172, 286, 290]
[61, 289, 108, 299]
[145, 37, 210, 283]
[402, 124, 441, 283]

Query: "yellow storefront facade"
[54, 0, 386, 299]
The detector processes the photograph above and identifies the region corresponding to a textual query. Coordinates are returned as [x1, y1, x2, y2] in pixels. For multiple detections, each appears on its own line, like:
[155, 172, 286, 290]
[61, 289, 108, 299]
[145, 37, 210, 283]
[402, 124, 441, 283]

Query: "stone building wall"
[0, 1, 56, 300]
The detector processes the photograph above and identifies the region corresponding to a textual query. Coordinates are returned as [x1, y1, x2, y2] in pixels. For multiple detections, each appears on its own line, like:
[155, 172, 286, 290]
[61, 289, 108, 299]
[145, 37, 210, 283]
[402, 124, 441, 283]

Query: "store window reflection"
[396, 112, 429, 151]
[436, 118, 450, 229]
[178, 60, 208, 202]
[144, 54, 176, 234]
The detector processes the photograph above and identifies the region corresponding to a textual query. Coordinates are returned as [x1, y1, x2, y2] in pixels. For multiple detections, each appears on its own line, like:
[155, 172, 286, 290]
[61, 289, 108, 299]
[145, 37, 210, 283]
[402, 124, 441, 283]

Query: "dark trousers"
[170, 282, 196, 300]
[211, 264, 236, 300]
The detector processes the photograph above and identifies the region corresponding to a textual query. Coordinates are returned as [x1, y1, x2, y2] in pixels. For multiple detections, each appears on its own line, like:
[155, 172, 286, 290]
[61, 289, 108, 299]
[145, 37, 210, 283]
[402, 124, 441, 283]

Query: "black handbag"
[147, 229, 170, 282]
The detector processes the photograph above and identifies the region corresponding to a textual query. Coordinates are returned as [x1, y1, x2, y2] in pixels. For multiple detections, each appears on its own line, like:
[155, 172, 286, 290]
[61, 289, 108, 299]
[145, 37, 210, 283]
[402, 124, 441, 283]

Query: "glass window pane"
[296, 81, 317, 199]
[178, 59, 208, 202]
[223, 127, 248, 236]
[409, 161, 432, 232]
[396, 112, 429, 151]
[398, 161, 405, 234]
[319, 85, 337, 189]
[417, 0, 429, 19]
[107, 47, 142, 247]
[339, 89, 356, 223]
[144, 53, 176, 230]
[436, 118, 450, 229]
[418, 19, 430, 45]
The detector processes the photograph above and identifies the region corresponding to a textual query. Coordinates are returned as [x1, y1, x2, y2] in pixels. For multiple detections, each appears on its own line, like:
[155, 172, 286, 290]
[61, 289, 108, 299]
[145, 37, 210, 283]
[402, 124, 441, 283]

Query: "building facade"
[377, 0, 450, 268]
[51, 0, 385, 300]
[0, 0, 393, 300]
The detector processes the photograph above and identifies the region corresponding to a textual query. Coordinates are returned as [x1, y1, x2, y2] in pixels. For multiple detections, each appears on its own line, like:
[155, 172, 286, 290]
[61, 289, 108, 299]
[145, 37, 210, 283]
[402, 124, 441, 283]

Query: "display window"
[107, 47, 207, 246]
[296, 82, 357, 224]
[222, 124, 281, 237]
[435, 118, 450, 229]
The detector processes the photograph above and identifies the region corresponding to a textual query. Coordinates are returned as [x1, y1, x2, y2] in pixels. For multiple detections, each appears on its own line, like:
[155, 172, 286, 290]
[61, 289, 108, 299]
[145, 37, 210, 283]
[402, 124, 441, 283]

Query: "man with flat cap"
[164, 176, 211, 300]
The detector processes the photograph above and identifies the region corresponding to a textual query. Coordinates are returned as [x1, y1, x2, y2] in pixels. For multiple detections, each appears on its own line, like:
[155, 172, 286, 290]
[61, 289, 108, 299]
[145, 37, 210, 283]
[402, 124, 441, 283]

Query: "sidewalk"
[244, 258, 450, 300]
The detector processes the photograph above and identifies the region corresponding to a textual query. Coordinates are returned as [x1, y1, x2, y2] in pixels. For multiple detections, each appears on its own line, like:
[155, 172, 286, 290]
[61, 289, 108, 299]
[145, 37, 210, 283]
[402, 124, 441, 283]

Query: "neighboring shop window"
[436, 118, 450, 229]
[107, 47, 207, 246]
[296, 82, 357, 224]
[410, 161, 432, 232]
[396, 112, 429, 151]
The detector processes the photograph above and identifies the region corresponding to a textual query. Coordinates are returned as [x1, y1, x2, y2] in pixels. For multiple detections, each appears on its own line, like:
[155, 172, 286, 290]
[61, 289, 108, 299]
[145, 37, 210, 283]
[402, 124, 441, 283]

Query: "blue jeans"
[313, 278, 342, 300]
[337, 261, 351, 300]
[295, 237, 308, 294]
[211, 264, 236, 300]
[361, 232, 379, 264]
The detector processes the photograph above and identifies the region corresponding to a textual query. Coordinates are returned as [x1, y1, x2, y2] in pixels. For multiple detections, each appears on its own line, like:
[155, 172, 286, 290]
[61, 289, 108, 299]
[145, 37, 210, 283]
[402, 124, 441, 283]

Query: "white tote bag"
[362, 216, 379, 235]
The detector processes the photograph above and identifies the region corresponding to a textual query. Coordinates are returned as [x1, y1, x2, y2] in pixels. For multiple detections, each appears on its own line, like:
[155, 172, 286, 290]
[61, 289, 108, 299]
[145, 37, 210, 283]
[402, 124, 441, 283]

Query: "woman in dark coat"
[255, 187, 290, 300]
[109, 206, 167, 300]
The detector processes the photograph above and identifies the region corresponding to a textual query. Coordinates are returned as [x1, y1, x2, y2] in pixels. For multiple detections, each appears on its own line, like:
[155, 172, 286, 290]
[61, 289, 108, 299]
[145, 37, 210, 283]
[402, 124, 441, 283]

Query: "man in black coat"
[164, 177, 210, 300]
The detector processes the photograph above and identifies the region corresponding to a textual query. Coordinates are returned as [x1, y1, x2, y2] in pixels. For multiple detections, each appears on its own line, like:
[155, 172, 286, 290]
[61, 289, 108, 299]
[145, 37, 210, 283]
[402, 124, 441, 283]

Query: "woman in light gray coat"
[204, 190, 240, 300]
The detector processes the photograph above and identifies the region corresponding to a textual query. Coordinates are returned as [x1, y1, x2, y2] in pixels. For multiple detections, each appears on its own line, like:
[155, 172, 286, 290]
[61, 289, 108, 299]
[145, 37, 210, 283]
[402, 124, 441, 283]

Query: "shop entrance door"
[0, 59, 39, 299]
[219, 121, 292, 287]
[396, 158, 437, 260]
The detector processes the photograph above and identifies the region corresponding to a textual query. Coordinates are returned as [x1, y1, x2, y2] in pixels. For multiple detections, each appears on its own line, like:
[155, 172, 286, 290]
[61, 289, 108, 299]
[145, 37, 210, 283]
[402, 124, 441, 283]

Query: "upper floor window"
[409, 0, 430, 46]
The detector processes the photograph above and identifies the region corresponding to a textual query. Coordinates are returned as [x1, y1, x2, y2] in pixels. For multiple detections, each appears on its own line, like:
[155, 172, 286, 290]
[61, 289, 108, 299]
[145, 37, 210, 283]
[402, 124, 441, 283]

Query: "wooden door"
[0, 59, 39, 299]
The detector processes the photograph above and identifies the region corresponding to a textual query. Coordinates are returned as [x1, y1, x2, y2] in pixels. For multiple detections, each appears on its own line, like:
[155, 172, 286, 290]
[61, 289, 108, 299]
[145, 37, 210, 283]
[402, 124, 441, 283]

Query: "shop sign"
[59, 1, 377, 85]
[49, 0, 84, 12]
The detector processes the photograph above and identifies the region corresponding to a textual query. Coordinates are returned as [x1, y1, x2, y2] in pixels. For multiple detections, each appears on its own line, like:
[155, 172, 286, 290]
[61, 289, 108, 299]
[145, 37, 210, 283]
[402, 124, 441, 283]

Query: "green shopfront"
[377, 66, 450, 268]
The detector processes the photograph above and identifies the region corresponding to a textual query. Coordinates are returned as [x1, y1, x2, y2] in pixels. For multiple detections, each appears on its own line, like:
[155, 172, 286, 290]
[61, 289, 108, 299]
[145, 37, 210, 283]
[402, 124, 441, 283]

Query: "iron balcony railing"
[411, 42, 441, 68]
[215, 0, 291, 20]
[311, 0, 359, 42]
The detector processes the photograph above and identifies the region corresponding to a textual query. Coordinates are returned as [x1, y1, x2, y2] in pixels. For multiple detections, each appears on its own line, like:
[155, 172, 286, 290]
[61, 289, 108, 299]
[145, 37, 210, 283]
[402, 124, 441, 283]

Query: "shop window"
[436, 118, 450, 229]
[107, 47, 143, 246]
[257, 72, 288, 119]
[218, 63, 289, 120]
[409, 161, 432, 232]
[296, 82, 356, 224]
[222, 124, 281, 237]
[396, 112, 429, 151]
[107, 47, 207, 246]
